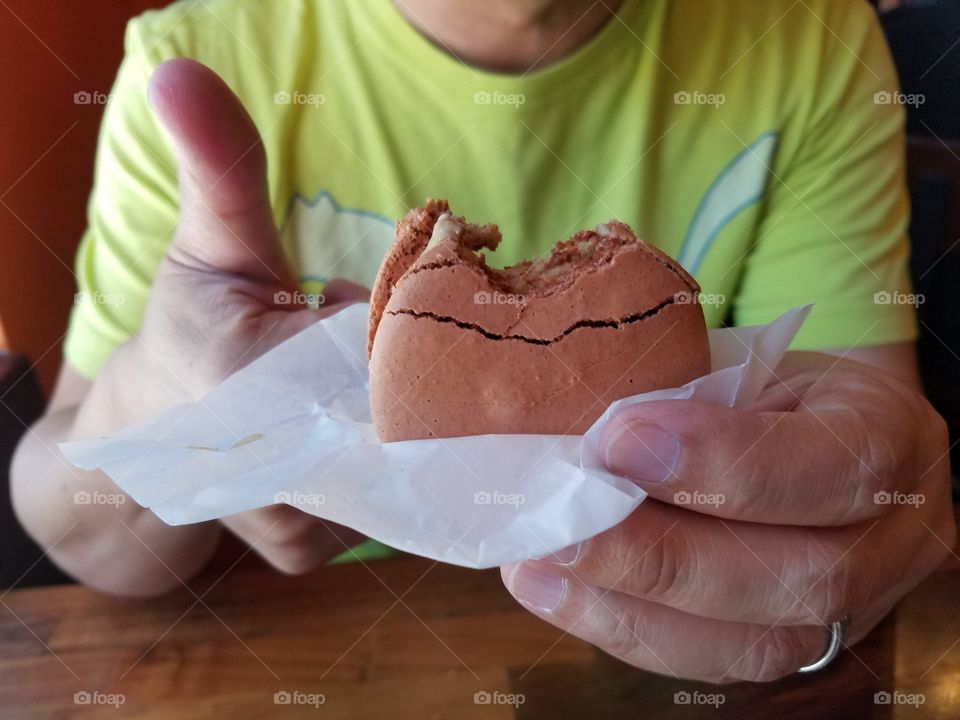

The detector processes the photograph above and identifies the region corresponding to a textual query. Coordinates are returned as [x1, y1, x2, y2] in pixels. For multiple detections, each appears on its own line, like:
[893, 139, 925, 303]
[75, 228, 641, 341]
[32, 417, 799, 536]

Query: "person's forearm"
[11, 342, 221, 596]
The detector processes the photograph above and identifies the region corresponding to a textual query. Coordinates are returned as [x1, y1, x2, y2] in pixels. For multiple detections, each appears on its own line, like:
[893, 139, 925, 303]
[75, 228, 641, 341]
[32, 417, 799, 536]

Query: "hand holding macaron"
[367, 202, 954, 683]
[501, 351, 956, 682]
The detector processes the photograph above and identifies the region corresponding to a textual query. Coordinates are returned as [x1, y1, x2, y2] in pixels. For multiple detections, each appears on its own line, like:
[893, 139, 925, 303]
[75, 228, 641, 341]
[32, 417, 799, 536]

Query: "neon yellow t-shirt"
[66, 0, 916, 559]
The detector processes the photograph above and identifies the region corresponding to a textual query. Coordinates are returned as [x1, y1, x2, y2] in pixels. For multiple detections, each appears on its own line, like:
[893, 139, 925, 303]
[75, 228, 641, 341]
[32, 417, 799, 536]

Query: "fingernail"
[604, 421, 680, 484]
[510, 564, 566, 612]
[547, 544, 580, 565]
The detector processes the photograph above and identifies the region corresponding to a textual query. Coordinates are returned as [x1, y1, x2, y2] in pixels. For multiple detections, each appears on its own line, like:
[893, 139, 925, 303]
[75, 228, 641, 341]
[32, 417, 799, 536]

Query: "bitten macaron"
[368, 200, 710, 441]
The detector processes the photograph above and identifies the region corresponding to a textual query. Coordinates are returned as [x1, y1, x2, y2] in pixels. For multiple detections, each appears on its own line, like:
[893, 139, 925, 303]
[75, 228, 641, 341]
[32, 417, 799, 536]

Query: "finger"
[264, 280, 368, 315]
[221, 507, 365, 575]
[322, 279, 371, 305]
[595, 359, 928, 525]
[533, 500, 926, 626]
[148, 58, 291, 283]
[266, 278, 370, 338]
[748, 351, 861, 413]
[500, 563, 828, 684]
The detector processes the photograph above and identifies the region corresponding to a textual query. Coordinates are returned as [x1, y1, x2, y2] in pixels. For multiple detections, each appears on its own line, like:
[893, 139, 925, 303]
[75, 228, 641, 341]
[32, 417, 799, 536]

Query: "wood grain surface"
[1, 513, 958, 720]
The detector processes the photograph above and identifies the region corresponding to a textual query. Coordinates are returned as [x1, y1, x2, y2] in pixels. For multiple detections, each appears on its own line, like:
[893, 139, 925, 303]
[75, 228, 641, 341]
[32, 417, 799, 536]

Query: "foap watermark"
[474, 291, 526, 306]
[74, 691, 125, 708]
[874, 690, 925, 708]
[474, 90, 526, 108]
[874, 91, 925, 108]
[74, 90, 112, 106]
[674, 90, 726, 108]
[274, 290, 326, 308]
[674, 490, 724, 508]
[75, 291, 126, 306]
[674, 290, 726, 308]
[273, 690, 326, 708]
[874, 290, 924, 307]
[674, 690, 726, 708]
[74, 490, 126, 508]
[274, 490, 326, 509]
[474, 691, 525, 708]
[474, 490, 525, 507]
[874, 491, 925, 508]
[274, 91, 326, 108]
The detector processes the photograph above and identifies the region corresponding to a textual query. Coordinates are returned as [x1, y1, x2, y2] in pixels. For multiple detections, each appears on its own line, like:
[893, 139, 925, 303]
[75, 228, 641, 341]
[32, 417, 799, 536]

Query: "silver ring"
[797, 615, 850, 673]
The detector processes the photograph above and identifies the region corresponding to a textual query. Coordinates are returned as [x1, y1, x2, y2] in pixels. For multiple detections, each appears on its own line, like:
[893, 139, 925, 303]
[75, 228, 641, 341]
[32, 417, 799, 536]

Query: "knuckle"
[604, 602, 649, 660]
[925, 406, 950, 457]
[847, 414, 909, 517]
[623, 527, 686, 603]
[716, 415, 785, 517]
[827, 374, 926, 516]
[808, 567, 849, 626]
[268, 545, 323, 575]
[257, 516, 332, 575]
[261, 515, 317, 551]
[736, 627, 811, 682]
[727, 450, 776, 516]
[794, 539, 853, 624]
[855, 422, 894, 491]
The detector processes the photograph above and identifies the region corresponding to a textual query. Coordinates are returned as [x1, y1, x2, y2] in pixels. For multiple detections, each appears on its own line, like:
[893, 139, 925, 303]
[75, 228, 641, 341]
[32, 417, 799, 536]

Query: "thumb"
[148, 58, 291, 284]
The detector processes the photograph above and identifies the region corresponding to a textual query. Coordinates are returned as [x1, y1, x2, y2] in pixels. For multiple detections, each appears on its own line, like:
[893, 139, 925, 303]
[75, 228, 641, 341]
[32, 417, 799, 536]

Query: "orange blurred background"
[0, 1, 168, 396]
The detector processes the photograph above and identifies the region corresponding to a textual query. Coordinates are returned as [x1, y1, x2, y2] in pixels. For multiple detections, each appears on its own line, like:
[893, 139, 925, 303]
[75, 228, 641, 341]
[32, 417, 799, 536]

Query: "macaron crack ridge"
[385, 294, 679, 346]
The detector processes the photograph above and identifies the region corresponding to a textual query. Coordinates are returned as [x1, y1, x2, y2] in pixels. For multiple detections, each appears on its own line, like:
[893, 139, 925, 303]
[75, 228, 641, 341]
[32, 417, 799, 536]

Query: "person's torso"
[141, 0, 874, 329]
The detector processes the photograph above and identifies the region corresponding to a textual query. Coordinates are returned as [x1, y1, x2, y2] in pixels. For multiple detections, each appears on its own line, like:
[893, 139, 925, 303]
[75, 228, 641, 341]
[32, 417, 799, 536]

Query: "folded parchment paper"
[61, 304, 810, 569]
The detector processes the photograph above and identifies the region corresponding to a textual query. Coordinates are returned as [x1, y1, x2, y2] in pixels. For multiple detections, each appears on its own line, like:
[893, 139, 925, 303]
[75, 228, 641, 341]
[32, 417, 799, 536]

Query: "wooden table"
[2, 520, 959, 720]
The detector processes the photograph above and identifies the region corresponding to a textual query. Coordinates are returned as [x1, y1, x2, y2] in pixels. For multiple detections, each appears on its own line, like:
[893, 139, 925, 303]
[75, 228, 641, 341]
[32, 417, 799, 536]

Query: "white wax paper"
[61, 304, 810, 569]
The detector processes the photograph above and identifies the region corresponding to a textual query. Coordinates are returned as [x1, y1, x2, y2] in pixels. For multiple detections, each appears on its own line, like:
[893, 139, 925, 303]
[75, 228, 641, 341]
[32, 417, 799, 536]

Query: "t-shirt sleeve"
[63, 17, 179, 379]
[732, 3, 917, 350]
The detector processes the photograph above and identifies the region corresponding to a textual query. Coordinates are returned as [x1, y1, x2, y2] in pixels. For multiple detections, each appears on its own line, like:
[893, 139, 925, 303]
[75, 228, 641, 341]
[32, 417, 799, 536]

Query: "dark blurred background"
[0, 1, 169, 587]
[1, 0, 958, 589]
